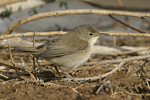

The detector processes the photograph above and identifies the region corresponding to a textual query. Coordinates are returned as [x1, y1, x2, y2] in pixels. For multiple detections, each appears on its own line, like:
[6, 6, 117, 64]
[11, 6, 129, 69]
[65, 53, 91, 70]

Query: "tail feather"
[15, 47, 45, 54]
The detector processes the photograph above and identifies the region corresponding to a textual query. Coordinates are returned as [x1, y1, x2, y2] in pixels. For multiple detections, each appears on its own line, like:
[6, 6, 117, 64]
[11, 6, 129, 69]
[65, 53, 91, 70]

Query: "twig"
[40, 82, 82, 95]
[0, 59, 34, 80]
[95, 84, 104, 94]
[113, 36, 116, 46]
[108, 32, 150, 37]
[63, 59, 126, 81]
[121, 16, 131, 40]
[8, 43, 20, 76]
[146, 80, 150, 89]
[33, 31, 36, 47]
[0, 73, 9, 79]
[28, 54, 42, 71]
[2, 31, 150, 40]
[74, 84, 84, 90]
[2, 9, 150, 35]
[117, 47, 150, 55]
[125, 16, 132, 32]
[0, 59, 27, 71]
[141, 17, 150, 26]
[15, 62, 50, 67]
[8, 43, 34, 80]
[109, 15, 145, 33]
[25, 70, 36, 79]
[100, 59, 125, 76]
[32, 31, 37, 78]
[61, 54, 150, 81]
[116, 86, 150, 96]
[0, 31, 64, 39]
[87, 54, 150, 66]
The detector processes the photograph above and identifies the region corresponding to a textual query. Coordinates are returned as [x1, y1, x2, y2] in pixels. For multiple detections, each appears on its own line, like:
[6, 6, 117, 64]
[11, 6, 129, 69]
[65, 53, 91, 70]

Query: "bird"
[16, 24, 109, 82]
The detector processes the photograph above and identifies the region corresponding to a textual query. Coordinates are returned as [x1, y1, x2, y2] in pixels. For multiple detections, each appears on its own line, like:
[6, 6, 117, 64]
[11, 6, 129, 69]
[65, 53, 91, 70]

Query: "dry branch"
[141, 17, 150, 26]
[0, 59, 35, 80]
[92, 46, 150, 56]
[108, 32, 150, 37]
[109, 15, 145, 33]
[0, 73, 9, 79]
[8, 43, 20, 76]
[63, 54, 150, 81]
[63, 59, 126, 81]
[0, 32, 65, 40]
[41, 82, 82, 95]
[2, 9, 150, 35]
[0, 38, 42, 48]
[1, 31, 150, 40]
[32, 32, 37, 78]
[99, 59, 126, 78]
[95, 84, 104, 94]
[87, 54, 150, 66]
[0, 59, 27, 71]
[116, 86, 150, 96]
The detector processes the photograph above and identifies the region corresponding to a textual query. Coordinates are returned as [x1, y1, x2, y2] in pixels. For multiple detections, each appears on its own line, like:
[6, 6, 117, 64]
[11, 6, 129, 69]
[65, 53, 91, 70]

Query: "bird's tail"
[15, 47, 45, 55]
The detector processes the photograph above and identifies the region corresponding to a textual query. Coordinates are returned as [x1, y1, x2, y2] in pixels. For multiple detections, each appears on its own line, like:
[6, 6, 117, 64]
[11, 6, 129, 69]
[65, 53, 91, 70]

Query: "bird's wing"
[37, 38, 88, 57]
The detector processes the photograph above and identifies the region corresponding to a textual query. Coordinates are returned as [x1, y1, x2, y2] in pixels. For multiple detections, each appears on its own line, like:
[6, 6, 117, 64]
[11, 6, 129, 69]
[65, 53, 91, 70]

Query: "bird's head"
[73, 24, 109, 45]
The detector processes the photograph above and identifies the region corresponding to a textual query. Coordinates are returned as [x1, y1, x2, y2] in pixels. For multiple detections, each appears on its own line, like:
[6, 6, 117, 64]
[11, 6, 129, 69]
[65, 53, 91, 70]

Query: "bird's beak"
[94, 32, 109, 36]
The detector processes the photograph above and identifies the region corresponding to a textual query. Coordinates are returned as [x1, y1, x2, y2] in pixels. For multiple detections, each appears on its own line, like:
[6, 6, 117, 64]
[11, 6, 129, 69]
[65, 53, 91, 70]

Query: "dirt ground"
[0, 37, 150, 100]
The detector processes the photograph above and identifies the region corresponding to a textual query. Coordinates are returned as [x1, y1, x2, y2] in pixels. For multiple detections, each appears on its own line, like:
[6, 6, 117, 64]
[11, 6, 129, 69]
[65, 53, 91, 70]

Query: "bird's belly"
[50, 50, 91, 71]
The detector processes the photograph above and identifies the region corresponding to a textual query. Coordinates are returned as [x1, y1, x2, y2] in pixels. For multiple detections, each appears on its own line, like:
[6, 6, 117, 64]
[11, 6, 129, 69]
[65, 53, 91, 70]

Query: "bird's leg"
[53, 65, 62, 78]
[35, 59, 42, 72]
[53, 66, 81, 84]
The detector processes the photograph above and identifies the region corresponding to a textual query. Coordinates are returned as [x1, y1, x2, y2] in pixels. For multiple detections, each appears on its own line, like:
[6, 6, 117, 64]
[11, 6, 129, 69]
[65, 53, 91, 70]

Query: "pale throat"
[89, 36, 99, 47]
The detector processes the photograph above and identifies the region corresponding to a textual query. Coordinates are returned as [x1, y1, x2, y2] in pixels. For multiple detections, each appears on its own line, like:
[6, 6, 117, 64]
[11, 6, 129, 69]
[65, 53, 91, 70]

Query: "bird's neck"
[89, 37, 99, 47]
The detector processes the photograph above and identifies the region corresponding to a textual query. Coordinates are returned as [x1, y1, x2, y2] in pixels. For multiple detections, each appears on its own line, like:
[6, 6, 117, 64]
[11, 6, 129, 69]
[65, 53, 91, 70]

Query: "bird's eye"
[89, 33, 93, 36]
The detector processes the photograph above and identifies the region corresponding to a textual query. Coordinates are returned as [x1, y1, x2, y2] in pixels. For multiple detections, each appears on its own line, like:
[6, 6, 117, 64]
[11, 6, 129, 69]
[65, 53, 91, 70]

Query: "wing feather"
[37, 31, 88, 57]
